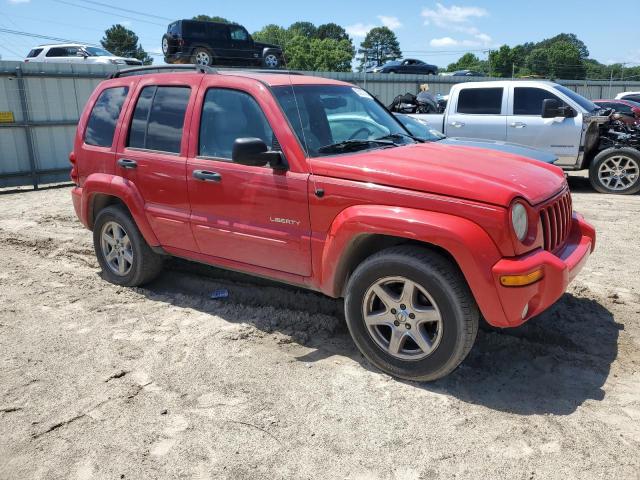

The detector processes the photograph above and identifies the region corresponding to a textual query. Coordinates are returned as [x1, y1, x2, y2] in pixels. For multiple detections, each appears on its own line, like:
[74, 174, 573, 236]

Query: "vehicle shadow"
[137, 258, 620, 416]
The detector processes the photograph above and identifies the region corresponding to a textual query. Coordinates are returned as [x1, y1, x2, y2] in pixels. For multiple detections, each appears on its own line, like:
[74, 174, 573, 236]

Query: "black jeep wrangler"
[162, 20, 283, 69]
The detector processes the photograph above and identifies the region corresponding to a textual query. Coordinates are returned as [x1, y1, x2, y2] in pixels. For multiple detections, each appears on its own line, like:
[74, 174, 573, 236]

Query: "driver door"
[186, 85, 311, 276]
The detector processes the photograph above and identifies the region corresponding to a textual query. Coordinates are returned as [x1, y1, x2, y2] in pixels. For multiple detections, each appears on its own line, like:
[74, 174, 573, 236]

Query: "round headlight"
[511, 202, 528, 241]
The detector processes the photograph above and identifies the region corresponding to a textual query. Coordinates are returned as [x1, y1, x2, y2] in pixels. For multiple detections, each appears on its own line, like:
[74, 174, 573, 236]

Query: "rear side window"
[513, 88, 564, 115]
[46, 47, 69, 57]
[622, 94, 640, 103]
[27, 48, 43, 58]
[457, 88, 503, 114]
[199, 88, 274, 160]
[127, 86, 190, 154]
[85, 87, 129, 147]
[185, 21, 208, 39]
[229, 26, 248, 41]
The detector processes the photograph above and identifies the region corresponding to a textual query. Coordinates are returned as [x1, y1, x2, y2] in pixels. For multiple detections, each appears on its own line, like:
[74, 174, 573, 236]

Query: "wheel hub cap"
[100, 221, 133, 276]
[598, 155, 639, 191]
[362, 276, 443, 361]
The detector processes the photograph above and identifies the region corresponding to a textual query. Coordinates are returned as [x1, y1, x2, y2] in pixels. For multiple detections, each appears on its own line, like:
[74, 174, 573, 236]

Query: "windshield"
[272, 85, 414, 157]
[553, 85, 599, 112]
[394, 114, 445, 142]
[84, 46, 114, 57]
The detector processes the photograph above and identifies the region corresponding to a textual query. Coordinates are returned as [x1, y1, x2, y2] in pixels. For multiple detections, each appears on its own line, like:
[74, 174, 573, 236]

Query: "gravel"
[1, 176, 639, 479]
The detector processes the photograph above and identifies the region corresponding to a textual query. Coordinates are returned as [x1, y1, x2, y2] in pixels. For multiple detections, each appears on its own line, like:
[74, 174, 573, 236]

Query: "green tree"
[526, 48, 550, 77]
[289, 21, 317, 38]
[192, 15, 235, 23]
[446, 53, 485, 72]
[316, 23, 351, 42]
[358, 26, 401, 70]
[101, 24, 152, 65]
[546, 41, 585, 79]
[488, 45, 514, 77]
[253, 24, 291, 48]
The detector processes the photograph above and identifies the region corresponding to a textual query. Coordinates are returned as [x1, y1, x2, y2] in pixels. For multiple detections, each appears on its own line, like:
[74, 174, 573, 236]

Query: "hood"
[254, 41, 281, 50]
[95, 56, 142, 65]
[310, 142, 566, 207]
[439, 137, 558, 164]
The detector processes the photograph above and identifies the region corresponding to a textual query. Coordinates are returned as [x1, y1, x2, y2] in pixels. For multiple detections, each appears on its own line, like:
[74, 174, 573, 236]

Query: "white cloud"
[429, 33, 492, 48]
[421, 3, 487, 28]
[377, 15, 402, 30]
[8, 0, 31, 3]
[346, 23, 377, 38]
[430, 37, 458, 47]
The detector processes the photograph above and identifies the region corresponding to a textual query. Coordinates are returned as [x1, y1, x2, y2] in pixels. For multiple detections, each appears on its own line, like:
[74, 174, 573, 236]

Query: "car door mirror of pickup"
[541, 98, 576, 118]
[232, 137, 287, 170]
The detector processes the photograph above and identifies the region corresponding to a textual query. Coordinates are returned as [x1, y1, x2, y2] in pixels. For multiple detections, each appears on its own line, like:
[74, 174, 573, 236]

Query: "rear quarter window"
[457, 88, 503, 115]
[84, 87, 129, 147]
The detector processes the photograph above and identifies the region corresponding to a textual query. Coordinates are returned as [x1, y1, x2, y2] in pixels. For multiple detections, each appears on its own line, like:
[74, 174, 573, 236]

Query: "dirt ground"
[0, 175, 639, 480]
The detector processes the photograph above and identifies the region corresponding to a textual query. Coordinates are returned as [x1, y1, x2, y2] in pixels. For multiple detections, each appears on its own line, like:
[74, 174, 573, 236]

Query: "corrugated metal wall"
[1, 60, 640, 188]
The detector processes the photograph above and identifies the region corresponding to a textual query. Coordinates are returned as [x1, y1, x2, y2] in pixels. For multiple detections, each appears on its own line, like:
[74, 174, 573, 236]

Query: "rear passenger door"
[445, 86, 507, 141]
[115, 77, 202, 252]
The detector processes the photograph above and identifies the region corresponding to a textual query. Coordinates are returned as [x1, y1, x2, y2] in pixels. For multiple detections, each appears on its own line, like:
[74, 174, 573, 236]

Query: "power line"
[0, 27, 90, 45]
[71, 0, 173, 22]
[50, 0, 166, 27]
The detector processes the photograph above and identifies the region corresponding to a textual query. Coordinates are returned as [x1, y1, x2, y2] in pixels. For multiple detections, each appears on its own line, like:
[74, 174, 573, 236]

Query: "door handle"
[510, 122, 527, 128]
[117, 158, 137, 169]
[193, 170, 222, 182]
[449, 121, 465, 128]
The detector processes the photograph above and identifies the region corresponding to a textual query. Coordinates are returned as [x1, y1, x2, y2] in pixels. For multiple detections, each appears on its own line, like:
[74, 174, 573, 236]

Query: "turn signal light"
[500, 269, 544, 287]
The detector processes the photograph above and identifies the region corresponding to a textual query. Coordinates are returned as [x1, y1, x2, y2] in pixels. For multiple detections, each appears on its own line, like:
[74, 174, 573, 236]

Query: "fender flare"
[81, 173, 159, 246]
[318, 205, 508, 325]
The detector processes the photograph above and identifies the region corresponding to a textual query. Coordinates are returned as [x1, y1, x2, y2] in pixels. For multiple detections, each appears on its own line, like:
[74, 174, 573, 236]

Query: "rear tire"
[589, 147, 640, 194]
[263, 52, 280, 69]
[344, 246, 479, 381]
[93, 205, 163, 287]
[192, 47, 213, 67]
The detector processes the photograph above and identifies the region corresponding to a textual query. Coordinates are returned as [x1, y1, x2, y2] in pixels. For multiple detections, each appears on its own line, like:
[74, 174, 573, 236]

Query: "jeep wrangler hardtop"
[70, 66, 595, 381]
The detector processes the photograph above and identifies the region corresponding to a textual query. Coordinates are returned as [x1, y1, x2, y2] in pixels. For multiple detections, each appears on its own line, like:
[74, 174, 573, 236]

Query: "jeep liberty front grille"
[540, 190, 572, 252]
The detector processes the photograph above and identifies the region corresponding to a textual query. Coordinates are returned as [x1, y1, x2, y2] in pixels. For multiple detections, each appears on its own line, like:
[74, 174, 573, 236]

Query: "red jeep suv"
[70, 66, 596, 381]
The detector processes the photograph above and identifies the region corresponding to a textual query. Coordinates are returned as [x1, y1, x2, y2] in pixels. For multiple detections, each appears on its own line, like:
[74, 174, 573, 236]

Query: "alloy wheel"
[100, 221, 133, 276]
[195, 51, 211, 66]
[264, 54, 279, 68]
[362, 276, 443, 361]
[598, 155, 640, 191]
[162, 38, 169, 55]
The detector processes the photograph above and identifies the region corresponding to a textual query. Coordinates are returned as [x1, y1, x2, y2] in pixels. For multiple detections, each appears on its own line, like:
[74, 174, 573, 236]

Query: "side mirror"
[541, 99, 561, 118]
[76, 50, 88, 58]
[232, 138, 286, 169]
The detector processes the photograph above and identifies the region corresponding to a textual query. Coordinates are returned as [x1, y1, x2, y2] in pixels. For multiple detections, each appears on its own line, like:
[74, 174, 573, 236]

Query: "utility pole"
[609, 67, 614, 98]
[512, 62, 515, 80]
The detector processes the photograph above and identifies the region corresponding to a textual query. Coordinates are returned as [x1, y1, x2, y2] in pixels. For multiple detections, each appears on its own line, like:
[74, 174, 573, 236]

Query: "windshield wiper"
[317, 138, 396, 154]
[375, 132, 424, 143]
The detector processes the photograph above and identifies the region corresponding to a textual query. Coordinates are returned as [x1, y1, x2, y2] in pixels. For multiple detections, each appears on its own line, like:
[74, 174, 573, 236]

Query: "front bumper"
[490, 213, 595, 327]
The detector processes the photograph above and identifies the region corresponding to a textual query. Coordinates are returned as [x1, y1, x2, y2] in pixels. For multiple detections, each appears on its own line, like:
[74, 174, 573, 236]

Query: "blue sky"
[1, 0, 638, 75]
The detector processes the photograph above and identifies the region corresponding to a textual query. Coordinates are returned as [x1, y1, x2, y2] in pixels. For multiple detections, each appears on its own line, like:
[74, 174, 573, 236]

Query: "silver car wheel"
[362, 276, 443, 361]
[264, 54, 279, 68]
[195, 50, 211, 66]
[162, 38, 169, 55]
[100, 221, 133, 276]
[598, 155, 640, 191]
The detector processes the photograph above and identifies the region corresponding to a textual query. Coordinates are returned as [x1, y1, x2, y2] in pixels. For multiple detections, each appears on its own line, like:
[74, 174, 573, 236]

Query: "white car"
[25, 44, 142, 66]
[615, 91, 640, 103]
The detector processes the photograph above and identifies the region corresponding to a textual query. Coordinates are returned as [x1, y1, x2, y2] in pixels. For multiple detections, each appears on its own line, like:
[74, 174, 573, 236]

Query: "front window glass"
[553, 85, 598, 112]
[513, 87, 565, 115]
[85, 47, 113, 56]
[229, 27, 249, 41]
[273, 85, 413, 157]
[199, 88, 275, 160]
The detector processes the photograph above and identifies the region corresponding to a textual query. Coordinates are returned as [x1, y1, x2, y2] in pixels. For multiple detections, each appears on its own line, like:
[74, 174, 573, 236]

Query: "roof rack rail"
[110, 64, 216, 79]
[216, 68, 303, 76]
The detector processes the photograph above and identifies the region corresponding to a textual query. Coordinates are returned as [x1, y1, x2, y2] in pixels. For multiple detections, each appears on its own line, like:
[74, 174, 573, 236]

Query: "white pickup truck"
[411, 80, 640, 194]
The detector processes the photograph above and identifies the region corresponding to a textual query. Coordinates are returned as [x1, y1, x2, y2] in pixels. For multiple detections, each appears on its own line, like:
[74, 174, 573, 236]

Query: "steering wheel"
[349, 127, 372, 140]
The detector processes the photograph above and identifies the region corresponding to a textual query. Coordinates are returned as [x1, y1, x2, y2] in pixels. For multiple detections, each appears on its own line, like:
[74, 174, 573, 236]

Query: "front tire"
[344, 246, 479, 381]
[589, 147, 640, 194]
[93, 205, 163, 287]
